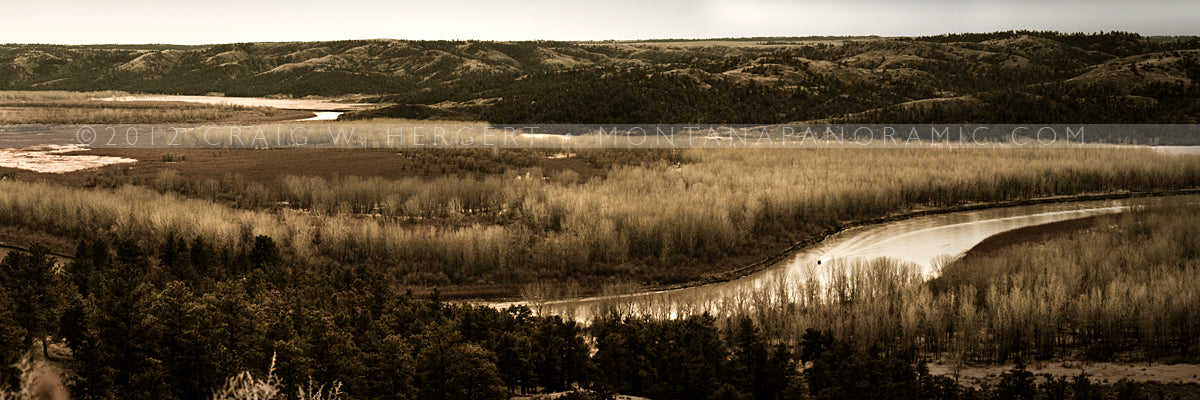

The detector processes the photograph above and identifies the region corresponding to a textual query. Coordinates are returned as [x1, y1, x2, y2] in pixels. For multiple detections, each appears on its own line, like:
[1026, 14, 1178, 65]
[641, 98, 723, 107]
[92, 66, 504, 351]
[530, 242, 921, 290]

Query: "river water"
[496, 195, 1195, 322]
[98, 95, 370, 111]
[298, 111, 344, 121]
[98, 95, 365, 121]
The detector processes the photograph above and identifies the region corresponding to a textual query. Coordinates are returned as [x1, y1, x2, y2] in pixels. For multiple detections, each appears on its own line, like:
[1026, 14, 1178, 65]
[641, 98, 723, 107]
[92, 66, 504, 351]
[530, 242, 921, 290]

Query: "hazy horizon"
[3, 0, 1198, 45]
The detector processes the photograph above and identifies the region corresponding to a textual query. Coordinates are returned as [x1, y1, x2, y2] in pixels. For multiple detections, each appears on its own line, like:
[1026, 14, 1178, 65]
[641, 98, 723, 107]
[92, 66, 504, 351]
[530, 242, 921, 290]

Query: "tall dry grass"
[0, 107, 291, 125]
[1, 148, 1199, 286]
[0, 90, 128, 101]
[273, 148, 1200, 267]
[211, 354, 344, 400]
[0, 91, 304, 124]
[0, 180, 304, 259]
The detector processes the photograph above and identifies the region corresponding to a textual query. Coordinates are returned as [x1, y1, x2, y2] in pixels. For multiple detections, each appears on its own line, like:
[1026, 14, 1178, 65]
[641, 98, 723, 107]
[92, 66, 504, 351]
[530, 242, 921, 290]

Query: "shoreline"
[4, 187, 1198, 301]
[471, 187, 1200, 303]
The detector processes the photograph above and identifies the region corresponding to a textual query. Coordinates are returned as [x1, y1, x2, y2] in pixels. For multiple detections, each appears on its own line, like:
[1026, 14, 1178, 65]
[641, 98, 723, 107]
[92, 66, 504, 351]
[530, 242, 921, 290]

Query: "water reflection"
[298, 111, 343, 121]
[498, 195, 1193, 323]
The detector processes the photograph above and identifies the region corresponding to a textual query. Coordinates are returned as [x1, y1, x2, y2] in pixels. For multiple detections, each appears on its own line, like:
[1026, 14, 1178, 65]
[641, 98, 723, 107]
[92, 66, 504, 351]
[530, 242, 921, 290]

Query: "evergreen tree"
[415, 322, 506, 400]
[0, 244, 73, 358]
[0, 287, 26, 387]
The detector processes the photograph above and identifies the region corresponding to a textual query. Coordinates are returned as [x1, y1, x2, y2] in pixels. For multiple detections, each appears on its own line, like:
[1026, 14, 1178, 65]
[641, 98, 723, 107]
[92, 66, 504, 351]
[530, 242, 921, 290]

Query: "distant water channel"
[298, 111, 343, 121]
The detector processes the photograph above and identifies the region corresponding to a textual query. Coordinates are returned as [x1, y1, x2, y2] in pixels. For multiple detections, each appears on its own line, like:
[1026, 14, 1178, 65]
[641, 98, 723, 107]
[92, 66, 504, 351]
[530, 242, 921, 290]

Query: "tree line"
[3, 237, 1193, 399]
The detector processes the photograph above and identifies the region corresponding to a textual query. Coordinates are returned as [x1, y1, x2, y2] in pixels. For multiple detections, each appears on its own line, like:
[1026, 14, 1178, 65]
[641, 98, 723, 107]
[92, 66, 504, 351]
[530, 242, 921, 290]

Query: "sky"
[2, 0, 1198, 44]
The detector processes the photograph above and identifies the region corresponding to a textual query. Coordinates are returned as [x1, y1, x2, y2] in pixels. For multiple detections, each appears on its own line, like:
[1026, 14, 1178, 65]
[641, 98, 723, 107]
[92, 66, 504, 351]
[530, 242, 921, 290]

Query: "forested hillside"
[3, 31, 1199, 124]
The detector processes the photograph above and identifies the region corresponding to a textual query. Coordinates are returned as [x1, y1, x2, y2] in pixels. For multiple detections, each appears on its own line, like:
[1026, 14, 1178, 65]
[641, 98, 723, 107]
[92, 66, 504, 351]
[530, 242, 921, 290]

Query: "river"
[97, 94, 368, 120]
[495, 194, 1196, 322]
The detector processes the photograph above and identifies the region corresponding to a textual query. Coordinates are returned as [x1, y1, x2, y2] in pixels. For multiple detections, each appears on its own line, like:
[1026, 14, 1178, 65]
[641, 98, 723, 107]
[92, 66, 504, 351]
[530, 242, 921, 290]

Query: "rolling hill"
[2, 31, 1198, 124]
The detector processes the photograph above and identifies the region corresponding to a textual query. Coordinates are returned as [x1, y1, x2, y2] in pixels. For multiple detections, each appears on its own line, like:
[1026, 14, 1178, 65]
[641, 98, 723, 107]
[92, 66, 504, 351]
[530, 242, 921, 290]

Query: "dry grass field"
[2, 145, 1199, 298]
[0, 91, 313, 124]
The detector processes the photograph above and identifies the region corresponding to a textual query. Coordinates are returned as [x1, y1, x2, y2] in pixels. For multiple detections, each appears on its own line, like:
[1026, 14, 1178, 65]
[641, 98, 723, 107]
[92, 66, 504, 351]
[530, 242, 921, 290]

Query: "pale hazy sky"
[3, 0, 1197, 44]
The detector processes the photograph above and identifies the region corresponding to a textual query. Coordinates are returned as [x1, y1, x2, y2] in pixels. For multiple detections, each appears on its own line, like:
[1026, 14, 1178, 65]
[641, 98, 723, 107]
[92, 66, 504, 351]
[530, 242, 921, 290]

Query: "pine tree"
[0, 244, 73, 358]
[415, 322, 506, 400]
